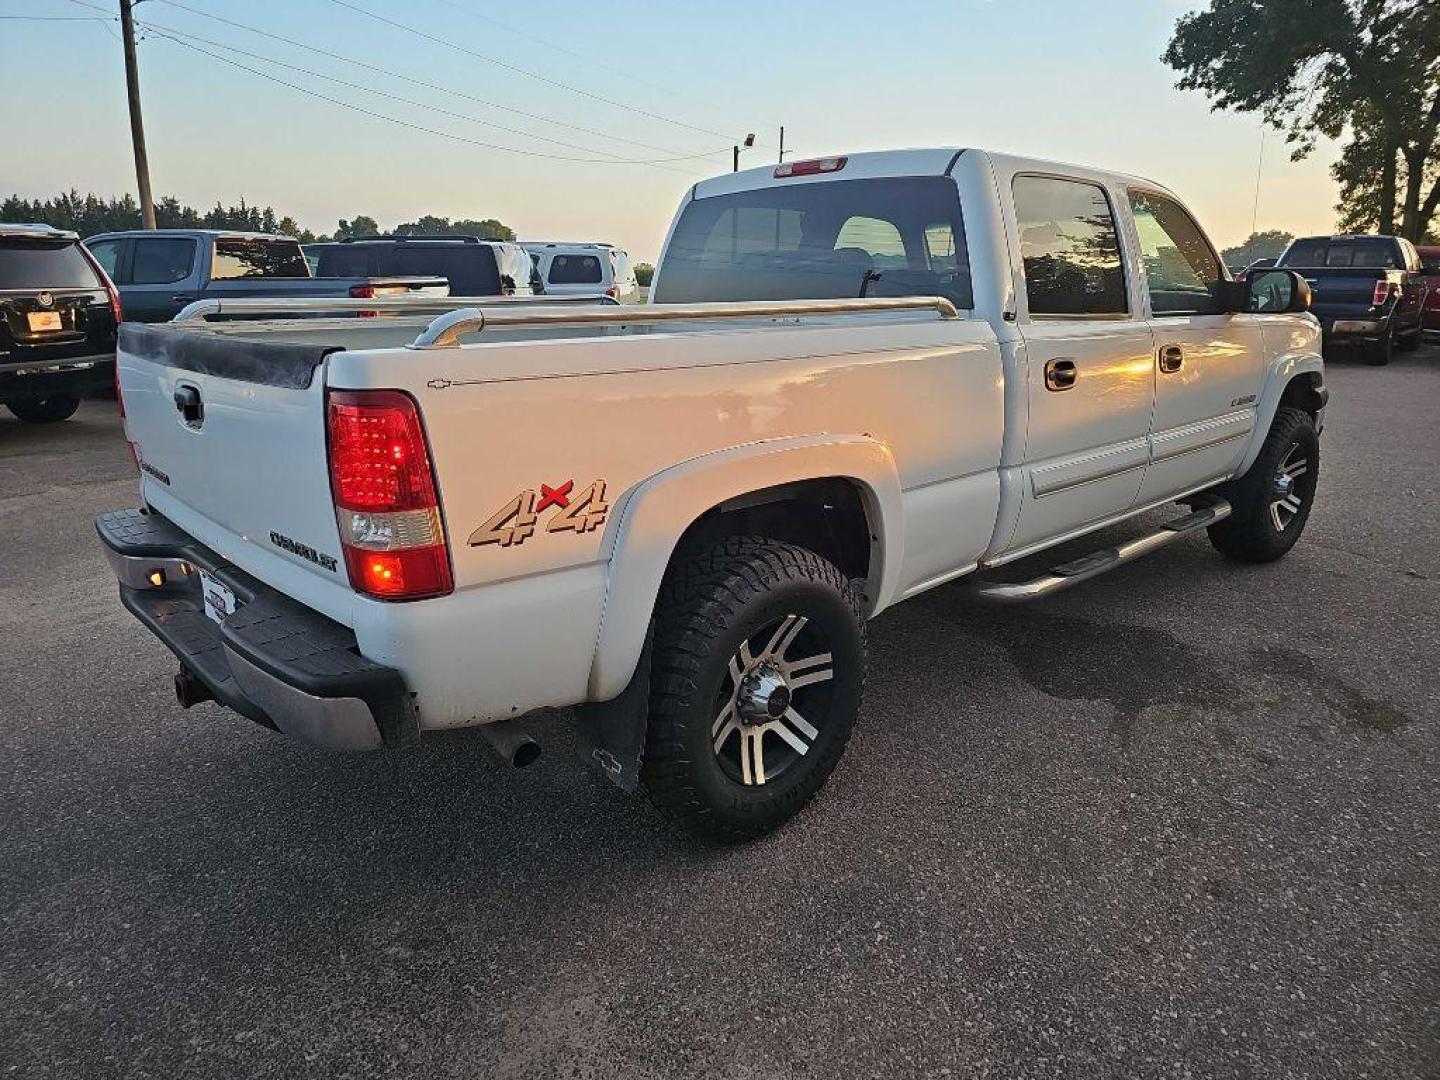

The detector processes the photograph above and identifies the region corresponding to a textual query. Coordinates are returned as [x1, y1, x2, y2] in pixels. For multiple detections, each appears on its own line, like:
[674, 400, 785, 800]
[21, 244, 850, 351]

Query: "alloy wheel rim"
[1269, 442, 1309, 532]
[711, 613, 835, 787]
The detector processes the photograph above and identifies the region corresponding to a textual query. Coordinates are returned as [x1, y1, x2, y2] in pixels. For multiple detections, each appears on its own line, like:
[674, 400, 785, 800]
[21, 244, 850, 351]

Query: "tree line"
[1, 191, 514, 243]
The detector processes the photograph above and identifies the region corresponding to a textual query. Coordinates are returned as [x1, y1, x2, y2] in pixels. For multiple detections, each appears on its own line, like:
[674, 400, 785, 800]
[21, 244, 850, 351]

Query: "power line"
[141, 29, 726, 168]
[325, 0, 748, 143]
[131, 18, 725, 169]
[423, 0, 777, 131]
[0, 13, 113, 19]
[146, 0, 713, 160]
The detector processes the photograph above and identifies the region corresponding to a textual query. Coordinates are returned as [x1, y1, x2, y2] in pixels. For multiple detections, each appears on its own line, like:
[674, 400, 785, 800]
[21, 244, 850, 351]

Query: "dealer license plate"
[26, 311, 62, 332]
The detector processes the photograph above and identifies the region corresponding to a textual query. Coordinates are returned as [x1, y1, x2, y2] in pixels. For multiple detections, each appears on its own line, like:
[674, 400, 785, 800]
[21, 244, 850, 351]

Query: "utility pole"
[778, 126, 788, 165]
[733, 132, 756, 172]
[119, 0, 156, 229]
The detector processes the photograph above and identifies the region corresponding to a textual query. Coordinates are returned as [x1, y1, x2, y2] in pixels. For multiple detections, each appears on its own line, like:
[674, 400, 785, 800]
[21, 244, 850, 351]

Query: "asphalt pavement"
[2, 345, 1437, 1079]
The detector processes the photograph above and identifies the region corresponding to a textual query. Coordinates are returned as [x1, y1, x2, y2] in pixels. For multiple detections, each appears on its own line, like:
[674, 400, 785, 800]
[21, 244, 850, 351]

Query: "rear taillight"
[326, 389, 453, 600]
[604, 285, 618, 299]
[349, 284, 376, 298]
[1372, 280, 1392, 306]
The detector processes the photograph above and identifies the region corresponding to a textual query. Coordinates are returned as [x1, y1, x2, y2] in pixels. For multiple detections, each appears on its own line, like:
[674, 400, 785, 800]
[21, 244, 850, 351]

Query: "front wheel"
[6, 395, 80, 423]
[641, 537, 866, 841]
[1207, 406, 1319, 563]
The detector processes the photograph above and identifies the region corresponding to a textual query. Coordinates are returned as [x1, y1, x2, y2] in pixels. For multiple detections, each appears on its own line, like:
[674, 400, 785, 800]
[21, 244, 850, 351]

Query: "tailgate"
[116, 323, 355, 622]
[1295, 269, 1386, 310]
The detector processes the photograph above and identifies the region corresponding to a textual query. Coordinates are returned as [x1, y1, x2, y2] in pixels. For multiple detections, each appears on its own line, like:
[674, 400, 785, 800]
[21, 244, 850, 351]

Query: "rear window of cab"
[654, 176, 973, 308]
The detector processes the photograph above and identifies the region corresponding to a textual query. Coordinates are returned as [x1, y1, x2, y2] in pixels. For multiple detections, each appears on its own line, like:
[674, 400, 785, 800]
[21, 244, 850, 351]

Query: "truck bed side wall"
[328, 317, 1004, 725]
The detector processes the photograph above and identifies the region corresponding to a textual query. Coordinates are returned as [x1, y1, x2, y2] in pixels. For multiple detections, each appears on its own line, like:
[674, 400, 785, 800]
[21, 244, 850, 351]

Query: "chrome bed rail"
[411, 296, 962, 348]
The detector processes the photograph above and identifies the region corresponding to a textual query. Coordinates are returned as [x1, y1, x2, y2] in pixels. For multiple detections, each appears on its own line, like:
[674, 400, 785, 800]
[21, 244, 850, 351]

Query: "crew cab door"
[1004, 174, 1156, 552]
[120, 236, 201, 323]
[1124, 189, 1263, 503]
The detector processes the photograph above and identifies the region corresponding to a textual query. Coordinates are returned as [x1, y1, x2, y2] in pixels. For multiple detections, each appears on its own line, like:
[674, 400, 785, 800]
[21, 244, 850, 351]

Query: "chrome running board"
[973, 499, 1231, 604]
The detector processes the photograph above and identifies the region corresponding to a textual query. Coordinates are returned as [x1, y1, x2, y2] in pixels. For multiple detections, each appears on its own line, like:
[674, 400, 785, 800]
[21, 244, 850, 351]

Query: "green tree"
[1220, 230, 1294, 268]
[451, 217, 515, 241]
[1165, 0, 1440, 240]
[334, 215, 381, 240]
[634, 262, 655, 287]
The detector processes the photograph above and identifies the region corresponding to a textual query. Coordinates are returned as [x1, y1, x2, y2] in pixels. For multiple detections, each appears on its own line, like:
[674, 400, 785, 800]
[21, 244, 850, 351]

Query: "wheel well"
[1279, 371, 1326, 417]
[673, 478, 876, 598]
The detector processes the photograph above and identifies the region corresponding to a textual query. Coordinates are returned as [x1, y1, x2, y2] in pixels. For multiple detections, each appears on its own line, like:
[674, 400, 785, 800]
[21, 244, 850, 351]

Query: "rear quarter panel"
[327, 316, 1004, 724]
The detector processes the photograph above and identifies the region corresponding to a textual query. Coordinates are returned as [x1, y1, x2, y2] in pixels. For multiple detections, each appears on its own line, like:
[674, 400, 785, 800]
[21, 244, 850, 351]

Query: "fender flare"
[1236, 349, 1325, 475]
[586, 434, 905, 702]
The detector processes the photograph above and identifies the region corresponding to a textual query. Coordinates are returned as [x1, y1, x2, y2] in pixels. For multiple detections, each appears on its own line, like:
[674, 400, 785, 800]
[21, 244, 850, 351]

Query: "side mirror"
[1241, 268, 1311, 314]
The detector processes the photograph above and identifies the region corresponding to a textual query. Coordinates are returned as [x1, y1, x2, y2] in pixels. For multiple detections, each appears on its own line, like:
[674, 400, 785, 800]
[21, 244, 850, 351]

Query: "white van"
[522, 242, 638, 301]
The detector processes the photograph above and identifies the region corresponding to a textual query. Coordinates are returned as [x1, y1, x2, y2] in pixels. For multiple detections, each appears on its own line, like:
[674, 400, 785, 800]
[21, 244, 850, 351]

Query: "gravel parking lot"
[2, 346, 1437, 1079]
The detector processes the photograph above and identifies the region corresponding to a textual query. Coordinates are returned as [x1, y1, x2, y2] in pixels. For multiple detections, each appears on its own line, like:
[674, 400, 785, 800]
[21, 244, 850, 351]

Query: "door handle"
[1158, 344, 1184, 373]
[1044, 357, 1078, 391]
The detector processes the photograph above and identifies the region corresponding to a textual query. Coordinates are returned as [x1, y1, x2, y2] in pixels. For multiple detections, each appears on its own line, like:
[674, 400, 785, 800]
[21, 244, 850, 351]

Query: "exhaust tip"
[479, 722, 543, 768]
[511, 739, 542, 769]
[174, 667, 214, 709]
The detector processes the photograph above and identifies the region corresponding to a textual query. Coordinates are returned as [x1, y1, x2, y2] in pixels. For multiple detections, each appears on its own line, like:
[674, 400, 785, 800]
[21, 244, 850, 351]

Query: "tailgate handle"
[173, 383, 204, 428]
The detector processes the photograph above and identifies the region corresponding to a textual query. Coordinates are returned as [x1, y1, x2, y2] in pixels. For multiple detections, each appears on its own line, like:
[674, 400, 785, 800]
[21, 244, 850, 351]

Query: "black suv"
[311, 235, 542, 296]
[1, 224, 120, 423]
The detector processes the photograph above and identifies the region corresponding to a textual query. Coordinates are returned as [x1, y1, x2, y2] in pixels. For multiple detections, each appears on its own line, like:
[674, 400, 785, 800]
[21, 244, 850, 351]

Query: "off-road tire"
[6, 395, 80, 423]
[641, 537, 865, 841]
[1207, 406, 1319, 563]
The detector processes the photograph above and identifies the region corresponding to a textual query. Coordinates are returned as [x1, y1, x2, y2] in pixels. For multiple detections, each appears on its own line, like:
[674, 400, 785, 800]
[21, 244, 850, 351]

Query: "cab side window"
[1127, 191, 1225, 316]
[1013, 176, 1127, 316]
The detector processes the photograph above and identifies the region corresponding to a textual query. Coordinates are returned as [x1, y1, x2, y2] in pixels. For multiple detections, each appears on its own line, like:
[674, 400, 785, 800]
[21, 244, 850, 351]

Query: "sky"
[2, 0, 1343, 262]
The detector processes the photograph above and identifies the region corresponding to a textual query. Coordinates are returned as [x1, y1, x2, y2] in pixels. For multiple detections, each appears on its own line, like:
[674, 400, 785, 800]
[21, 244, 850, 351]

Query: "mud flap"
[573, 621, 652, 793]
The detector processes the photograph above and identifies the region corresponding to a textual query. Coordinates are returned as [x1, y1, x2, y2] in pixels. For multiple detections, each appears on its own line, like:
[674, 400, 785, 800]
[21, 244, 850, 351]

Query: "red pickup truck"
[1417, 244, 1440, 335]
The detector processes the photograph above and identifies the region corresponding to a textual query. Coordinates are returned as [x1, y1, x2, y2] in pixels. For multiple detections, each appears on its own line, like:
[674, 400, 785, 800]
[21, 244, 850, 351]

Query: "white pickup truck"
[99, 148, 1326, 839]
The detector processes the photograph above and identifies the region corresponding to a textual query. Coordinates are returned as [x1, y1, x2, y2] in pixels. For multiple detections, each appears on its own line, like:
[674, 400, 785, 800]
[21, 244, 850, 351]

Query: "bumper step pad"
[98, 508, 415, 749]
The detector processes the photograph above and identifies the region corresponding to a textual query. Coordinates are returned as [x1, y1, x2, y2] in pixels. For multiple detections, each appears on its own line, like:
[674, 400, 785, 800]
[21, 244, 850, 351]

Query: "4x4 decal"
[469, 480, 609, 548]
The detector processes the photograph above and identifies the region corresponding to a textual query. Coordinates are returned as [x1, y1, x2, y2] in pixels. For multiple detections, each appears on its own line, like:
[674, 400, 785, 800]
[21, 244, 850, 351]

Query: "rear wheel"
[6, 395, 80, 423]
[1207, 406, 1319, 563]
[641, 537, 865, 841]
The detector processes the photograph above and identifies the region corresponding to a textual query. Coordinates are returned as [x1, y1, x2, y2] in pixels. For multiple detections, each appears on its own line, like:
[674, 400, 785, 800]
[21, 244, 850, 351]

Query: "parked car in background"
[314, 236, 536, 297]
[0, 224, 120, 423]
[1274, 234, 1424, 364]
[1416, 243, 1440, 335]
[1235, 256, 1276, 284]
[101, 147, 1325, 839]
[522, 242, 638, 301]
[83, 230, 447, 323]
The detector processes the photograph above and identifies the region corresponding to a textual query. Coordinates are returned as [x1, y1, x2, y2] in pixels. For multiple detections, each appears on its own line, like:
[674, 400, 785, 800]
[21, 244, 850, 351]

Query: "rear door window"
[1013, 175, 1127, 316]
[654, 176, 973, 307]
[211, 238, 309, 280]
[0, 240, 103, 289]
[547, 254, 604, 285]
[130, 237, 196, 285]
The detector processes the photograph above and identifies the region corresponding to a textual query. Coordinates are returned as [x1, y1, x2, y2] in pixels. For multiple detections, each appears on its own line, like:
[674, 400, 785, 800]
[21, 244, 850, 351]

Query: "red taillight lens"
[349, 284, 377, 299]
[1372, 280, 1391, 306]
[604, 285, 618, 299]
[326, 389, 452, 600]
